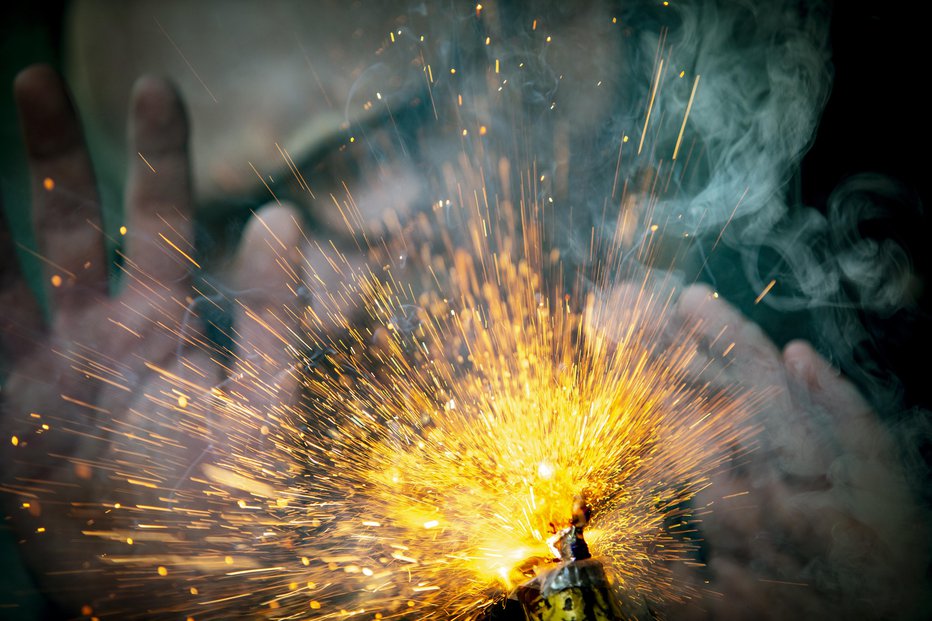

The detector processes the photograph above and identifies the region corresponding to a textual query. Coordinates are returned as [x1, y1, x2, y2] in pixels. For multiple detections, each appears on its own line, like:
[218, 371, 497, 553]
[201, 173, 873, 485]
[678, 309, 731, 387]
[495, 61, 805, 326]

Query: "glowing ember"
[46, 165, 755, 618]
[2, 11, 763, 620]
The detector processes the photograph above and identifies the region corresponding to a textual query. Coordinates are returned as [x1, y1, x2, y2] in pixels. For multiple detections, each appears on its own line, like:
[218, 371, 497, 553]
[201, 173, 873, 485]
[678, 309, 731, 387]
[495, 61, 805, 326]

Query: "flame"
[137, 165, 753, 618]
[5, 19, 761, 621]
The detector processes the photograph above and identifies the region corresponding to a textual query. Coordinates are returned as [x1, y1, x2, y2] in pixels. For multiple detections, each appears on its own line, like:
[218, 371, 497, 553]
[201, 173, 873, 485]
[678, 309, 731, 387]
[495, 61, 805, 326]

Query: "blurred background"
[2, 1, 929, 617]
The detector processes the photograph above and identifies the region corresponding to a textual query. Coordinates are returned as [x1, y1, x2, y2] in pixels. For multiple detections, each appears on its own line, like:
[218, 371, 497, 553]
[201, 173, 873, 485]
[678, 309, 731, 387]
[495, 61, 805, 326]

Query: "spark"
[673, 74, 701, 160]
[158, 232, 201, 269]
[754, 279, 777, 304]
[138, 152, 157, 173]
[638, 59, 664, 155]
[98, 171, 750, 617]
[248, 161, 282, 207]
[4, 17, 764, 621]
[154, 18, 218, 103]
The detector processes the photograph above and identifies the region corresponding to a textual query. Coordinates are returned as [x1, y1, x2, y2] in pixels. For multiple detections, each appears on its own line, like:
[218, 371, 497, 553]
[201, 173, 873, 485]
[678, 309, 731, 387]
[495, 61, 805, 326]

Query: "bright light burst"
[6, 17, 762, 621]
[67, 162, 756, 619]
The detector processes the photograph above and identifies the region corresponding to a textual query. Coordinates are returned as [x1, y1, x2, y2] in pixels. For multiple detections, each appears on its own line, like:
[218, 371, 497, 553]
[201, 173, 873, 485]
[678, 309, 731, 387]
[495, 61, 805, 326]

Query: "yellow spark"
[755, 279, 777, 304]
[10, 435, 18, 446]
[158, 233, 200, 268]
[50, 274, 62, 287]
[638, 58, 664, 155]
[137, 151, 157, 173]
[18, 59, 761, 620]
[119, 225, 128, 235]
[42, 177, 54, 191]
[154, 18, 217, 102]
[673, 74, 701, 160]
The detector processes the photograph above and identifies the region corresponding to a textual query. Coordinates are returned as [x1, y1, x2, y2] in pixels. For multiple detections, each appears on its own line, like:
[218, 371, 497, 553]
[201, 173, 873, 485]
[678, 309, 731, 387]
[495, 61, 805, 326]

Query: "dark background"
[2, 1, 927, 410]
[1, 1, 930, 618]
[799, 0, 931, 416]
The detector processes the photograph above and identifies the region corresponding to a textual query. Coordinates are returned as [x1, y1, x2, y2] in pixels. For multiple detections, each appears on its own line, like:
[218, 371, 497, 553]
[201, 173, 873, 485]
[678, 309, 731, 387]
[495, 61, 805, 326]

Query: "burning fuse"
[482, 497, 625, 621]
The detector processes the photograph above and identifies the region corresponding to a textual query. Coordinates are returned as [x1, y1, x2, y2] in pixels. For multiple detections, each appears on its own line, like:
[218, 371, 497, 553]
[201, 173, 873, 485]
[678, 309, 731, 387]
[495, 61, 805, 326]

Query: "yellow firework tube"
[515, 559, 623, 621]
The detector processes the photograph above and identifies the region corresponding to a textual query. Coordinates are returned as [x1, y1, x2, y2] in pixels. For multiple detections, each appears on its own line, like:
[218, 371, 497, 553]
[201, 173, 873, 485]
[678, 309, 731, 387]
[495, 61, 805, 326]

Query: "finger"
[230, 203, 304, 407]
[585, 281, 675, 349]
[781, 342, 922, 559]
[14, 64, 106, 310]
[782, 340, 889, 460]
[676, 284, 785, 391]
[299, 231, 368, 335]
[676, 286, 826, 478]
[0, 198, 43, 360]
[123, 76, 194, 288]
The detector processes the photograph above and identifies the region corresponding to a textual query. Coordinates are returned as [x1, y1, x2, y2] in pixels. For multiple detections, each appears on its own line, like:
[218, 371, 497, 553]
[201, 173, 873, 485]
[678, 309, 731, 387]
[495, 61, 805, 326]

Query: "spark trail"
[4, 17, 760, 621]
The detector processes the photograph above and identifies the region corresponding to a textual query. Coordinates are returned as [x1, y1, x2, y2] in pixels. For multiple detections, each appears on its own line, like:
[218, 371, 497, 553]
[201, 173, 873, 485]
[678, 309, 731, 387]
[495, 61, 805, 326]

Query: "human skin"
[1, 66, 927, 619]
[664, 286, 928, 619]
[0, 66, 307, 615]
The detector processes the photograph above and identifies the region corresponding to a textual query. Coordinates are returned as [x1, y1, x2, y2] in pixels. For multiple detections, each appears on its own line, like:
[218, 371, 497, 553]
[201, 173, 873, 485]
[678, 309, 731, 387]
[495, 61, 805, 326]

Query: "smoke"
[422, 0, 925, 410]
[640, 1, 832, 233]
[45, 0, 929, 617]
[410, 0, 932, 617]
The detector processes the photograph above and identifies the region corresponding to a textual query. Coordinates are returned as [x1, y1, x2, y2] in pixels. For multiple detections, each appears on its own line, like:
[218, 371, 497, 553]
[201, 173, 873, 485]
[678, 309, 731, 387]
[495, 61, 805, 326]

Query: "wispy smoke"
[418, 0, 932, 617]
[56, 0, 929, 617]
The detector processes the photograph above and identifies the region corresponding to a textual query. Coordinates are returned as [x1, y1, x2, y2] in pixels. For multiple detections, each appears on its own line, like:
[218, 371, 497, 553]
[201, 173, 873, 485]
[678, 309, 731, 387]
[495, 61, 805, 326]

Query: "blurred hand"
[665, 285, 927, 620]
[2, 66, 926, 621]
[0, 65, 304, 615]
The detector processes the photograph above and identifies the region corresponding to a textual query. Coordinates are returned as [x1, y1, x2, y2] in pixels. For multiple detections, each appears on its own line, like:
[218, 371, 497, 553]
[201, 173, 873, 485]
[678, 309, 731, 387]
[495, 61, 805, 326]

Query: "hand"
[664, 285, 928, 620]
[0, 65, 305, 616]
